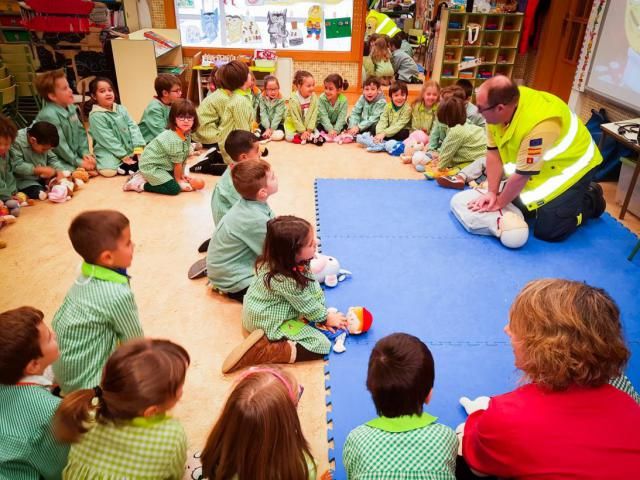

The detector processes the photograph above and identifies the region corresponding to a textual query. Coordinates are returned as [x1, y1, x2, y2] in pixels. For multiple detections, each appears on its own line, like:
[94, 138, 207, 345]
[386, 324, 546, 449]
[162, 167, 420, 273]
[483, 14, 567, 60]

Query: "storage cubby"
[431, 10, 523, 87]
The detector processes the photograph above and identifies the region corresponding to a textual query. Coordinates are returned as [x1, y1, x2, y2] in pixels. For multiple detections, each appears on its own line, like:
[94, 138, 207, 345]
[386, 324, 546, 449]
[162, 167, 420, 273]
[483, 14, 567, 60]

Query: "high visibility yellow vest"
[366, 10, 400, 38]
[489, 86, 602, 210]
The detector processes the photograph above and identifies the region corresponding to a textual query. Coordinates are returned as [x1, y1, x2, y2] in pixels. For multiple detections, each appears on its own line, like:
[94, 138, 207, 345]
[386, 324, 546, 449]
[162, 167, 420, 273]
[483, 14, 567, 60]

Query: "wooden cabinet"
[432, 10, 523, 89]
[111, 28, 183, 122]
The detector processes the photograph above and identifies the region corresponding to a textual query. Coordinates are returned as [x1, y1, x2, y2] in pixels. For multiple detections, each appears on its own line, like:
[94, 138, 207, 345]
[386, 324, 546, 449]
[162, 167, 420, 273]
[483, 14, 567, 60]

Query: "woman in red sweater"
[462, 278, 640, 479]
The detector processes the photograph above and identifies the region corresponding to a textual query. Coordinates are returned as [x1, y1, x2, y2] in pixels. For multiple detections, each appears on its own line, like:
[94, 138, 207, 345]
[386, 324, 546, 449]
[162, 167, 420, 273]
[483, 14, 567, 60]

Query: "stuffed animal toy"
[384, 139, 405, 156]
[310, 253, 351, 287]
[336, 133, 354, 144]
[47, 176, 74, 203]
[455, 395, 490, 455]
[71, 168, 90, 187]
[411, 151, 434, 172]
[325, 306, 373, 353]
[270, 130, 285, 141]
[0, 200, 17, 224]
[13, 192, 35, 207]
[185, 451, 203, 480]
[422, 160, 460, 178]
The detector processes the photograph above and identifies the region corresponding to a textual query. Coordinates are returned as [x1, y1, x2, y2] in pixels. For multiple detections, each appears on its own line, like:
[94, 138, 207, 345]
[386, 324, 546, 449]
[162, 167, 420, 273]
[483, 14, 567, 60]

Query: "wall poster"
[175, 0, 354, 52]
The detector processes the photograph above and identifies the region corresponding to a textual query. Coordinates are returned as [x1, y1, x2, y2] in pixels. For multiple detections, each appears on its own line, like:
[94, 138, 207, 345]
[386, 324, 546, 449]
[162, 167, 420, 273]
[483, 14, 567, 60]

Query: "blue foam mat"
[315, 179, 640, 479]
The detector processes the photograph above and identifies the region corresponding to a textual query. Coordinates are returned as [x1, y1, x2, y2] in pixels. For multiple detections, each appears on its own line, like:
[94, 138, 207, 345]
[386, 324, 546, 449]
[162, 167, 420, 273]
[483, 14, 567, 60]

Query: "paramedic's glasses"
[477, 103, 500, 114]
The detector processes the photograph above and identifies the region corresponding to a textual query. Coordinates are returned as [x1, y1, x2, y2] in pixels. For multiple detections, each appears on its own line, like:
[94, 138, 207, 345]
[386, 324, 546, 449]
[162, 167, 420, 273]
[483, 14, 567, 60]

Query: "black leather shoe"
[586, 182, 606, 219]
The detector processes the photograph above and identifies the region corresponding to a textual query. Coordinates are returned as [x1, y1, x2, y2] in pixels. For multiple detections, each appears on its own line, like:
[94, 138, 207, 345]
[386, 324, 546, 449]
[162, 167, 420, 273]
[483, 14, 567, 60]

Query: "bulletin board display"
[174, 0, 355, 52]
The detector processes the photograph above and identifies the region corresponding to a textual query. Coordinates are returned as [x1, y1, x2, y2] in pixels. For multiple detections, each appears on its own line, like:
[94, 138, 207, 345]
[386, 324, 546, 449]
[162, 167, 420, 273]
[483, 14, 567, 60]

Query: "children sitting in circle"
[88, 77, 145, 177]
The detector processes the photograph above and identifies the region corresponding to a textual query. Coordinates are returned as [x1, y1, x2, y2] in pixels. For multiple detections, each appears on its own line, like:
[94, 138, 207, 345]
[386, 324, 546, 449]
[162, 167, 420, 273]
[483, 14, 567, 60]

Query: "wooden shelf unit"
[432, 10, 523, 89]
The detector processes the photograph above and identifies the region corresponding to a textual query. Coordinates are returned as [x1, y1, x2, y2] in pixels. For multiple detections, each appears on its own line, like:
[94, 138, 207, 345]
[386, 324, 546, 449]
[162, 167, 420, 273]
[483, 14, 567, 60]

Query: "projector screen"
[586, 0, 640, 113]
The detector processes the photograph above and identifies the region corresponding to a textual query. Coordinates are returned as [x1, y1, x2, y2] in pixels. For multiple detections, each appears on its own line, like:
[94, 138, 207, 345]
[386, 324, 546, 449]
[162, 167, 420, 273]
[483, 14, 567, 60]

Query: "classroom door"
[533, 0, 593, 101]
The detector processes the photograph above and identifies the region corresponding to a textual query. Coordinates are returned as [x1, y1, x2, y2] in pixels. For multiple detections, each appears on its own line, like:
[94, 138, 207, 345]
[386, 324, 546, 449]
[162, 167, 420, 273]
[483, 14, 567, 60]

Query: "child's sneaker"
[436, 174, 466, 190]
[123, 172, 146, 192]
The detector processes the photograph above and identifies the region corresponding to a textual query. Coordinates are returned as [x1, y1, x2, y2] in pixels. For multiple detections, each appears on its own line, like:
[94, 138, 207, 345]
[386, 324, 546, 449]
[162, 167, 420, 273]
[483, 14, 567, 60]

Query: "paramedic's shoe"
[437, 174, 466, 190]
[585, 181, 606, 219]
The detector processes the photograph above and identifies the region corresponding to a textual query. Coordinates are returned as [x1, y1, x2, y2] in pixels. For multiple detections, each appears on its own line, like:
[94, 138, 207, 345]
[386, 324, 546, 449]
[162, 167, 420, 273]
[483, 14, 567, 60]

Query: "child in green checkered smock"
[317, 74, 349, 140]
[0, 306, 69, 480]
[433, 97, 486, 170]
[242, 216, 348, 355]
[88, 78, 146, 177]
[138, 73, 183, 144]
[52, 210, 143, 395]
[54, 339, 190, 480]
[198, 367, 321, 479]
[131, 99, 203, 196]
[343, 333, 458, 479]
[284, 71, 319, 143]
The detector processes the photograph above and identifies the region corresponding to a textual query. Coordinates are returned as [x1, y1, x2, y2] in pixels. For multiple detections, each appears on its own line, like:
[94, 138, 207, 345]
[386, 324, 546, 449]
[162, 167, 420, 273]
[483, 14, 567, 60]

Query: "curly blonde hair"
[509, 278, 629, 390]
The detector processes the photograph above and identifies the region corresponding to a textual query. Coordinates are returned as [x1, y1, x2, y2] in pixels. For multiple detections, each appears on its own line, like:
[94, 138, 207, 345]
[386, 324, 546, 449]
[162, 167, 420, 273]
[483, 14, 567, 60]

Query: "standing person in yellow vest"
[451, 76, 605, 245]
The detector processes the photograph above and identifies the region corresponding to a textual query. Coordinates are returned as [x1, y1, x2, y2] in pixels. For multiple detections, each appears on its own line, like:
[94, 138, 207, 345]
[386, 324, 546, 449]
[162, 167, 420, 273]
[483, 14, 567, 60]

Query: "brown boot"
[221, 330, 296, 374]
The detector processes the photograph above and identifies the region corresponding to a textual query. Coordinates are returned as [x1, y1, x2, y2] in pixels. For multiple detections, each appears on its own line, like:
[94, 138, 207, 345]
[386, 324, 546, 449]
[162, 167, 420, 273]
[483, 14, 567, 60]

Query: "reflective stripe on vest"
[502, 112, 591, 205]
[520, 140, 595, 206]
[376, 17, 400, 36]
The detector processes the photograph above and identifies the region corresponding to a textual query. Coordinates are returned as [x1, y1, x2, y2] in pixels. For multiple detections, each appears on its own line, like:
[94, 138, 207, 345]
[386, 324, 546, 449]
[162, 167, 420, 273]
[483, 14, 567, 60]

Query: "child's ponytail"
[53, 338, 190, 444]
[54, 388, 98, 443]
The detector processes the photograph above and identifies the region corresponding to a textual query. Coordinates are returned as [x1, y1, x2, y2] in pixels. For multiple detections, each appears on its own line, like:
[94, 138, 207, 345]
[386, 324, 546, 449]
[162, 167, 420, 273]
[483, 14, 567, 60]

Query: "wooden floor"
[0, 141, 637, 477]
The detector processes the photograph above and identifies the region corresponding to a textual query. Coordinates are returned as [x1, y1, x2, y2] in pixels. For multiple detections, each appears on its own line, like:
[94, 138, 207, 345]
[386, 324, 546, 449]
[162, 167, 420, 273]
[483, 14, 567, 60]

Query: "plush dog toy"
[310, 253, 351, 287]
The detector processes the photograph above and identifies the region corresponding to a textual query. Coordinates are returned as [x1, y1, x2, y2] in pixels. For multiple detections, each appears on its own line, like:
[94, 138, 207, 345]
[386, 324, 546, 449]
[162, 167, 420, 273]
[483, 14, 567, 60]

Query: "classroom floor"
[0, 140, 637, 477]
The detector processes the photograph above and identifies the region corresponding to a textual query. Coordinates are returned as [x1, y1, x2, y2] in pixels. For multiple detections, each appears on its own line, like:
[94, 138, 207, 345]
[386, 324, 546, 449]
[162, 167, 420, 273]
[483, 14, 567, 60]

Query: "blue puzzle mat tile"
[320, 236, 640, 343]
[316, 179, 640, 479]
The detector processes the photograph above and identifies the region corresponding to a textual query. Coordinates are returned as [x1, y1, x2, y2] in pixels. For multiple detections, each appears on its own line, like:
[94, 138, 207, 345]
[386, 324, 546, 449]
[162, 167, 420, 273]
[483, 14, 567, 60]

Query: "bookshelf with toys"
[431, 9, 523, 90]
[111, 28, 185, 122]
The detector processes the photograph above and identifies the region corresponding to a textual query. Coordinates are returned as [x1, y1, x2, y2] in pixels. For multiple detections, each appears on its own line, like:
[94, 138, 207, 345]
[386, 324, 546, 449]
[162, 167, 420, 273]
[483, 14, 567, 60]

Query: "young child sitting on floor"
[138, 73, 182, 144]
[420, 97, 486, 177]
[346, 76, 387, 137]
[125, 99, 203, 195]
[199, 367, 320, 479]
[0, 115, 25, 215]
[211, 130, 261, 225]
[0, 306, 69, 479]
[191, 68, 232, 176]
[12, 121, 60, 200]
[343, 333, 458, 479]
[52, 210, 144, 395]
[207, 158, 277, 302]
[357, 81, 412, 151]
[218, 61, 257, 164]
[88, 77, 145, 177]
[389, 34, 420, 84]
[222, 215, 348, 374]
[34, 70, 96, 174]
[455, 78, 485, 127]
[54, 339, 189, 479]
[285, 70, 323, 145]
[317, 73, 350, 142]
[363, 37, 395, 86]
[258, 75, 286, 141]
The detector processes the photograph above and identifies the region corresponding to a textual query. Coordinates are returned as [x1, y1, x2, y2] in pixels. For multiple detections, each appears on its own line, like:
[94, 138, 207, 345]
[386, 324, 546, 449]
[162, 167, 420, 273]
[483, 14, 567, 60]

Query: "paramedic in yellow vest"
[468, 76, 606, 241]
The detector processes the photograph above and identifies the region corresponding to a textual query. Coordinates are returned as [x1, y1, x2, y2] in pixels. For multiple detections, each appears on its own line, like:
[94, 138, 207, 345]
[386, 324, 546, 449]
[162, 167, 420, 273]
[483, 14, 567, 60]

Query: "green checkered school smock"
[437, 121, 487, 169]
[411, 102, 438, 133]
[317, 93, 348, 132]
[139, 129, 190, 186]
[375, 102, 412, 137]
[138, 98, 171, 144]
[193, 88, 230, 145]
[63, 414, 186, 480]
[258, 95, 286, 130]
[343, 413, 458, 480]
[0, 381, 69, 480]
[218, 90, 255, 164]
[52, 263, 143, 395]
[242, 266, 332, 354]
[11, 128, 65, 190]
[210, 167, 239, 225]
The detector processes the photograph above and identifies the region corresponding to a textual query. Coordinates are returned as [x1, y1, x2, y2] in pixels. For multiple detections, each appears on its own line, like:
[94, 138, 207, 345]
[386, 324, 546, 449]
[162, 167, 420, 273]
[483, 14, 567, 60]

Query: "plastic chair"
[0, 84, 27, 127]
[73, 75, 95, 121]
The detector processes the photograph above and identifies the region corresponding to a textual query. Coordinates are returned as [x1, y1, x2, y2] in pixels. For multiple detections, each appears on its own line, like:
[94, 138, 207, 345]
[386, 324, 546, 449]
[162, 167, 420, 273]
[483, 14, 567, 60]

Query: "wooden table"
[599, 119, 640, 220]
